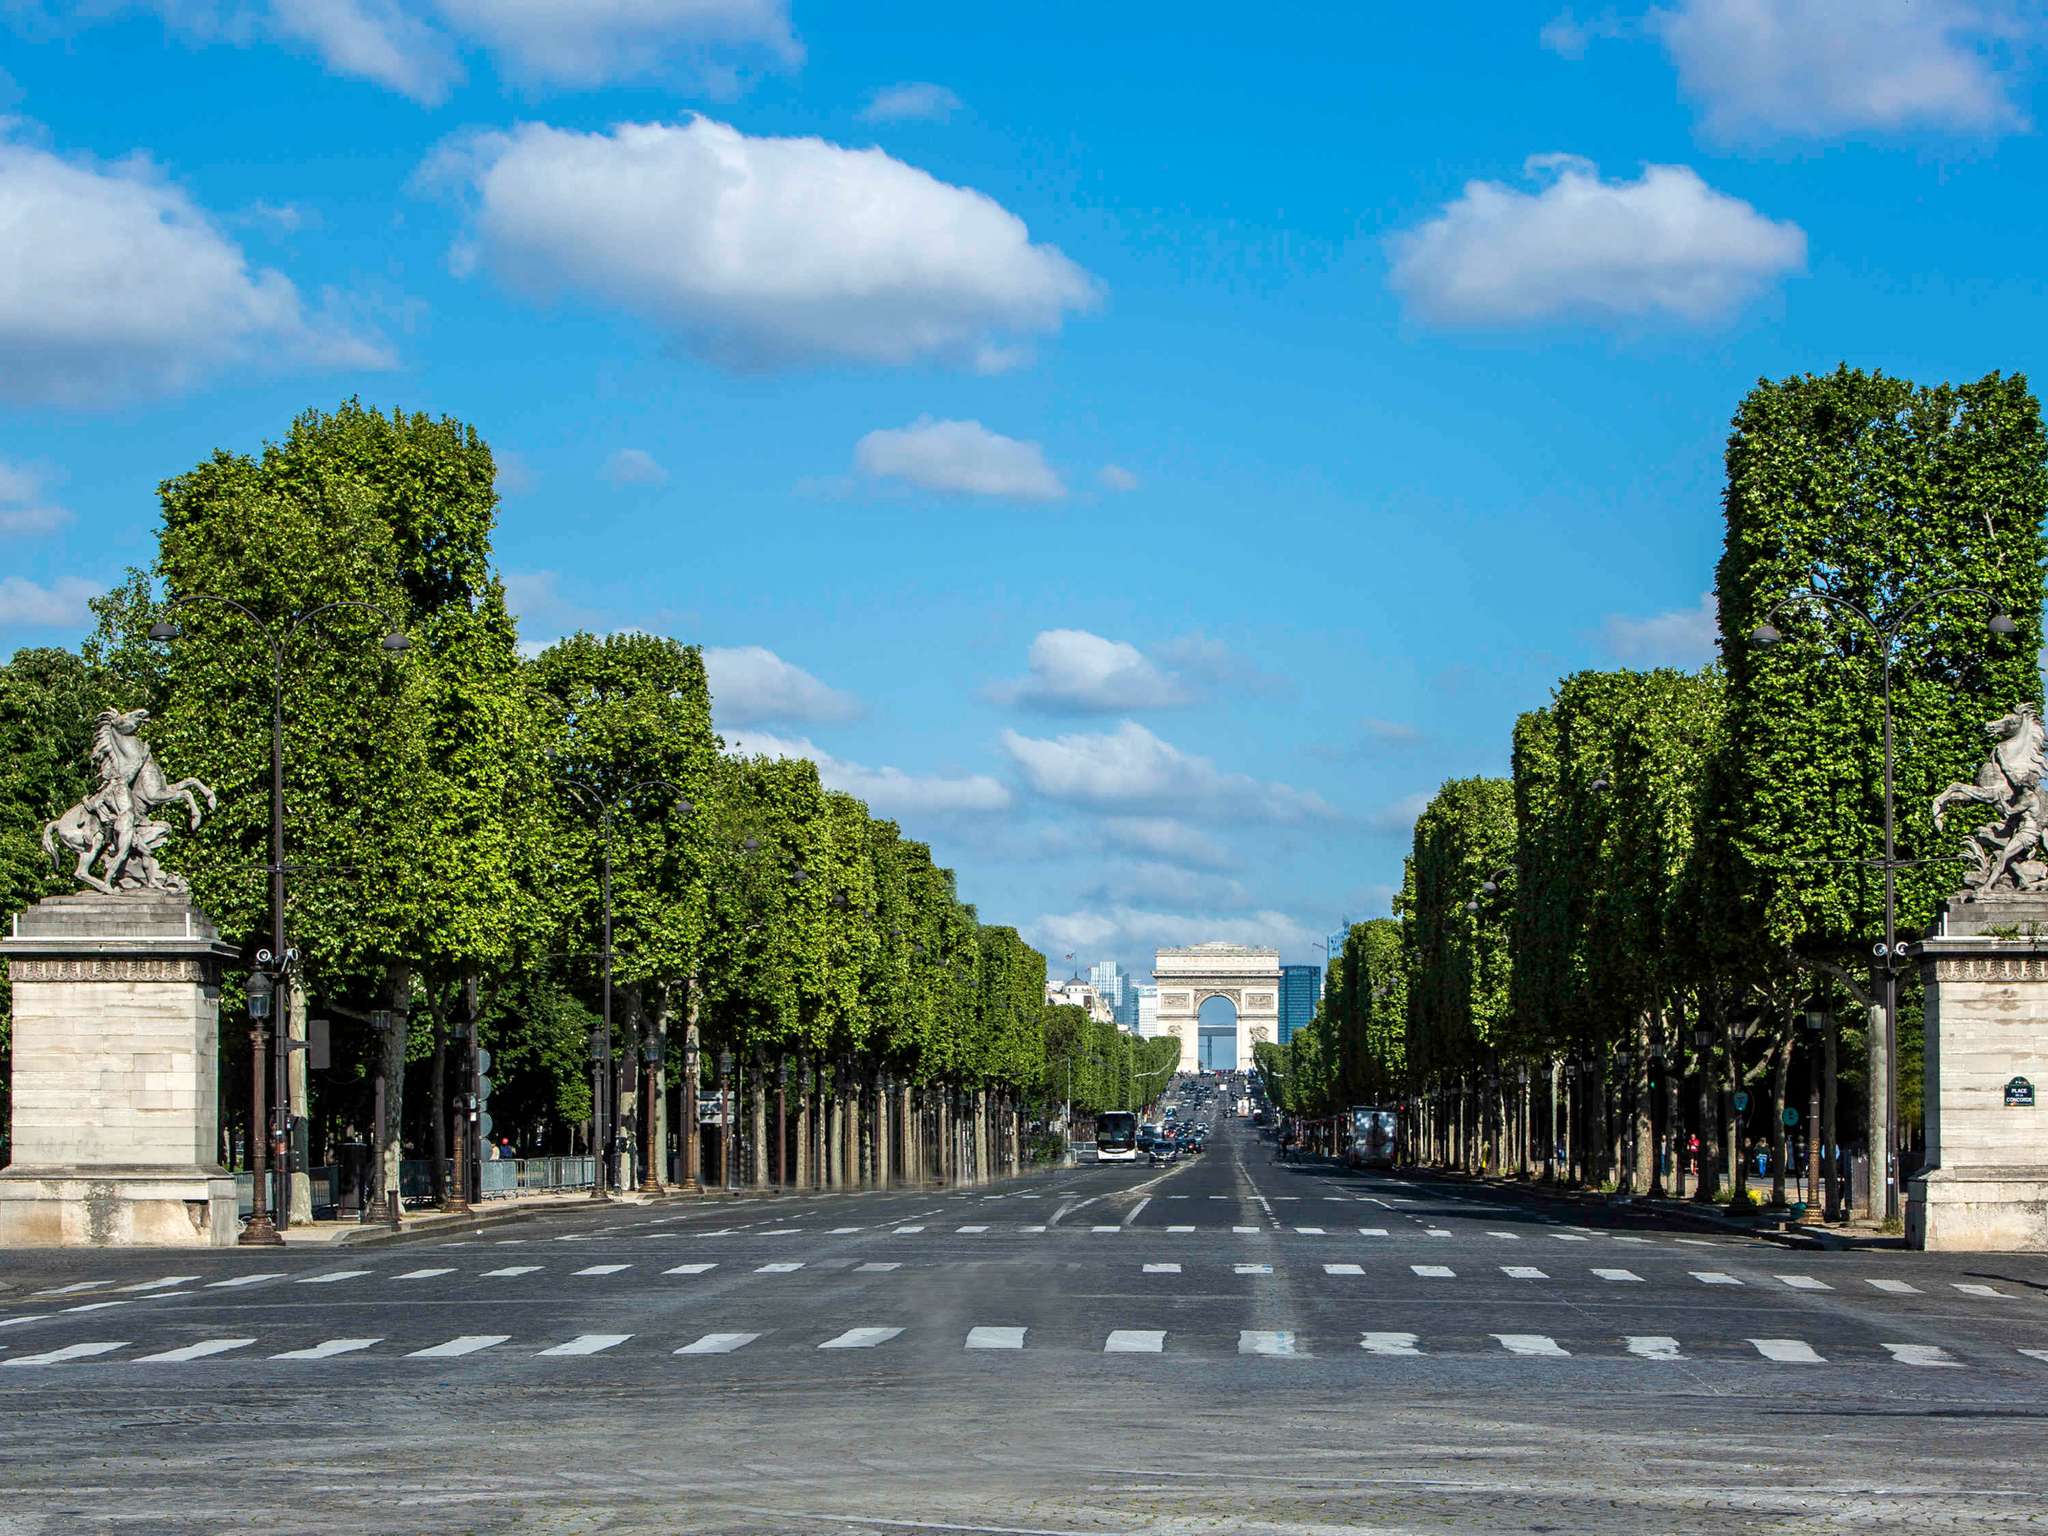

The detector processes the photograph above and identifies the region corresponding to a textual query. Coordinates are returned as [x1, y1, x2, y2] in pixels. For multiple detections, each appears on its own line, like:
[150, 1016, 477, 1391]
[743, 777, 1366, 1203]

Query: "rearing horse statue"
[1933, 702, 2048, 897]
[41, 708, 217, 894]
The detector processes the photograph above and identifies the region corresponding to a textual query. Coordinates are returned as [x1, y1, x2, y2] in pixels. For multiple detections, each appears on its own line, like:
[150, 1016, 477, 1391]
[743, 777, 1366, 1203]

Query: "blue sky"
[3, 1, 2046, 983]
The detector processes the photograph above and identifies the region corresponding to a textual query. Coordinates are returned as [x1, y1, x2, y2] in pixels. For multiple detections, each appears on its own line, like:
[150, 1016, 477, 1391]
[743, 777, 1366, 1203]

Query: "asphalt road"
[2, 1112, 2045, 1534]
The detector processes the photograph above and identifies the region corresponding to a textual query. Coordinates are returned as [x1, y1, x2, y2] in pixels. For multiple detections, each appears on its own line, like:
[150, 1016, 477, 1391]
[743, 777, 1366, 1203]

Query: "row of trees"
[0, 400, 1177, 1206]
[1274, 367, 2048, 1214]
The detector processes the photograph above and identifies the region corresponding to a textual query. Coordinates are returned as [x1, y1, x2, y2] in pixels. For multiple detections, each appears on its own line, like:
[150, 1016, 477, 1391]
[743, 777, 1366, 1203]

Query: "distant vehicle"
[1096, 1111, 1139, 1162]
[1347, 1105, 1399, 1169]
[1147, 1140, 1179, 1166]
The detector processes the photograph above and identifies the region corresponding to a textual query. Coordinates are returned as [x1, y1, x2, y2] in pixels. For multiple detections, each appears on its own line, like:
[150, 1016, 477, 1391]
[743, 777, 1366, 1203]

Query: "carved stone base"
[1907, 1167, 2048, 1252]
[0, 1168, 239, 1248]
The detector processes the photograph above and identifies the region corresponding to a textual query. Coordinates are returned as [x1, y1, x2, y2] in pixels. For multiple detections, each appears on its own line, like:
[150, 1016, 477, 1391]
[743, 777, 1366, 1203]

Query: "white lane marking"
[966, 1326, 1026, 1350]
[1485, 1231, 1521, 1240]
[1551, 1234, 1589, 1243]
[0, 1317, 42, 1329]
[1424, 1228, 1452, 1238]
[1495, 1334, 1569, 1357]
[574, 1264, 632, 1277]
[760, 1228, 802, 1236]
[116, 1276, 198, 1293]
[406, 1335, 508, 1359]
[1142, 1263, 1181, 1274]
[1751, 1338, 1824, 1363]
[1502, 1266, 1548, 1280]
[395, 1267, 458, 1282]
[539, 1334, 630, 1356]
[1674, 1238, 1717, 1246]
[1235, 1263, 1272, 1275]
[1019, 1226, 1048, 1234]
[1324, 1263, 1364, 1276]
[1105, 1329, 1165, 1354]
[1294, 1226, 1327, 1236]
[1360, 1332, 1422, 1356]
[1122, 1198, 1151, 1228]
[1411, 1265, 1455, 1279]
[755, 1262, 805, 1274]
[1167, 1225, 1195, 1233]
[1232, 1225, 1261, 1234]
[819, 1327, 902, 1350]
[1626, 1336, 1684, 1360]
[1883, 1342, 1961, 1367]
[1593, 1268, 1643, 1283]
[893, 1226, 925, 1235]
[35, 1281, 110, 1296]
[1693, 1272, 1742, 1286]
[1776, 1274, 1830, 1291]
[855, 1262, 899, 1272]
[957, 1226, 989, 1234]
[1867, 1278, 1920, 1294]
[676, 1332, 757, 1355]
[1358, 1228, 1389, 1237]
[205, 1274, 279, 1289]
[665, 1263, 716, 1276]
[1208, 1195, 1229, 1199]
[4, 1341, 127, 1366]
[298, 1271, 371, 1286]
[136, 1338, 254, 1363]
[1954, 1283, 2010, 1298]
[272, 1338, 379, 1361]
[1090, 1225, 1121, 1234]
[64, 1300, 136, 1314]
[1239, 1330, 1299, 1356]
[827, 1227, 863, 1234]
[483, 1266, 542, 1278]
[2018, 1349, 2048, 1365]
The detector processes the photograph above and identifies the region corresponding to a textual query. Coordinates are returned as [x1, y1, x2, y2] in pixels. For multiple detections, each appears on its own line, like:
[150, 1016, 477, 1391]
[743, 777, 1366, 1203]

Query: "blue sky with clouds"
[3, 1, 2046, 982]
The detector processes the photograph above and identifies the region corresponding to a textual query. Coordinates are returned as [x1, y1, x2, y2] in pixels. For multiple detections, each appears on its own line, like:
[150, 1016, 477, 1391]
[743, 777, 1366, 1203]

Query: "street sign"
[1733, 1091, 1750, 1112]
[1782, 1106, 1799, 1127]
[2006, 1076, 2035, 1108]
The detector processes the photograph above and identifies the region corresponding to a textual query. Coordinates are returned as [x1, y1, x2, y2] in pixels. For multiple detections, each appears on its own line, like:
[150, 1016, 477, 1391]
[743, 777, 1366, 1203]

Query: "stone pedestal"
[1907, 896, 2048, 1253]
[1, 892, 240, 1247]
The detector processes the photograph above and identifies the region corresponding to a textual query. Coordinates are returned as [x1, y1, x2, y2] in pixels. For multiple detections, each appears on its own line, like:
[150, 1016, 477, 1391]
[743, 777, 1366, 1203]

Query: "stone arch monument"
[1153, 943, 1280, 1074]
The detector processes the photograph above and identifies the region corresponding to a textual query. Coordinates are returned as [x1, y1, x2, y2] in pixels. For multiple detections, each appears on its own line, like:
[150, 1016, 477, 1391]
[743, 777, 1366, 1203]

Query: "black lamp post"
[240, 972, 282, 1245]
[1751, 586, 2015, 1221]
[776, 1056, 789, 1190]
[718, 1048, 735, 1193]
[681, 1038, 702, 1192]
[1692, 1025, 1716, 1202]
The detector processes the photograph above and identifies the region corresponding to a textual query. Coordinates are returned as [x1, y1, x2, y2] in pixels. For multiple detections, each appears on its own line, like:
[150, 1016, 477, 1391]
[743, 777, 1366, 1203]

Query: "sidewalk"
[275, 1184, 744, 1249]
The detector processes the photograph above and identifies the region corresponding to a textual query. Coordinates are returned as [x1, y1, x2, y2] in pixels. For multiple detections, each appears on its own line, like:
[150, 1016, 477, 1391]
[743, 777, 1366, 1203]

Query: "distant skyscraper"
[1088, 960, 1125, 1010]
[1132, 983, 1160, 1038]
[1278, 964, 1322, 1046]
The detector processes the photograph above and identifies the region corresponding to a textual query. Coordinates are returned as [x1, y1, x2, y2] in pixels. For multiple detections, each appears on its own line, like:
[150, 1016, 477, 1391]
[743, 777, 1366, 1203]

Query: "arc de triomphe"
[1153, 943, 1281, 1074]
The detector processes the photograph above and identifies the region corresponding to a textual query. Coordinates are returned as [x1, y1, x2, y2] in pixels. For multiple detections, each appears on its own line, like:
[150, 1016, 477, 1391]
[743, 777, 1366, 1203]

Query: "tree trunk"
[1865, 993, 1888, 1219]
[1769, 1013, 1793, 1208]
[751, 1070, 768, 1189]
[377, 964, 411, 1219]
[430, 1005, 448, 1206]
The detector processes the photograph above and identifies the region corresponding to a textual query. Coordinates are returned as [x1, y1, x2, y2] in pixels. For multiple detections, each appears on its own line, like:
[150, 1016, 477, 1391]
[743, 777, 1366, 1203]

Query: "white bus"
[1095, 1111, 1139, 1162]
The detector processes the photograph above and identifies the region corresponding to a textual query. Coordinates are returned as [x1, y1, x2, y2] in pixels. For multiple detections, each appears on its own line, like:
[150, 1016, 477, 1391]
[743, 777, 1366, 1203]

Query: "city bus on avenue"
[1096, 1111, 1139, 1162]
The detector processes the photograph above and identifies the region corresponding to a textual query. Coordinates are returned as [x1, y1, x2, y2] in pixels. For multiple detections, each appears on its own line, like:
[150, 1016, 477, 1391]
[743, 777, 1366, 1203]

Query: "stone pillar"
[1909, 900, 2048, 1251]
[0, 892, 240, 1246]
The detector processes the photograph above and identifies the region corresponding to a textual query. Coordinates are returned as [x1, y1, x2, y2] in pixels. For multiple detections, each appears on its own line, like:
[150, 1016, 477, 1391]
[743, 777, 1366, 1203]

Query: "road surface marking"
[1867, 1279, 1919, 1294]
[539, 1334, 630, 1356]
[755, 1262, 805, 1274]
[1954, 1283, 2010, 1298]
[1090, 1225, 1121, 1233]
[1882, 1342, 1961, 1367]
[966, 1327, 1026, 1350]
[1692, 1272, 1741, 1286]
[136, 1338, 254, 1363]
[827, 1227, 863, 1234]
[1593, 1268, 1643, 1283]
[1294, 1226, 1327, 1235]
[1501, 1266, 1548, 1280]
[1142, 1263, 1181, 1274]
[676, 1333, 757, 1355]
[957, 1226, 989, 1234]
[1358, 1228, 1389, 1237]
[1424, 1228, 1452, 1238]
[394, 1268, 456, 1282]
[4, 1341, 127, 1366]
[1167, 1225, 1195, 1233]
[1232, 1225, 1261, 1234]
[1776, 1275, 1830, 1291]
[2019, 1349, 2048, 1365]
[1360, 1332, 1422, 1356]
[406, 1335, 507, 1358]
[664, 1263, 716, 1276]
[1750, 1338, 1823, 1363]
[483, 1266, 542, 1278]
[1411, 1265, 1455, 1278]
[1235, 1264, 1272, 1275]
[1612, 1236, 1651, 1244]
[35, 1281, 109, 1296]
[855, 1262, 900, 1272]
[893, 1225, 925, 1234]
[298, 1271, 371, 1286]
[64, 1300, 137, 1314]
[1019, 1226, 1047, 1234]
[1122, 1198, 1151, 1227]
[1324, 1263, 1365, 1276]
[1239, 1330, 1299, 1356]
[1104, 1330, 1165, 1353]
[819, 1327, 902, 1349]
[759, 1228, 801, 1236]
[272, 1338, 379, 1361]
[574, 1265, 631, 1276]
[1495, 1334, 1569, 1357]
[1485, 1232, 1521, 1240]
[116, 1276, 198, 1293]
[205, 1275, 279, 1289]
[1551, 1234, 1589, 1243]
[1626, 1336, 1684, 1360]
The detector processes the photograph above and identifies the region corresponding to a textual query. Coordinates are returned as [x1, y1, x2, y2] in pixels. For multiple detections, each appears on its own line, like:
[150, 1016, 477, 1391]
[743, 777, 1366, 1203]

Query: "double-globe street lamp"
[1750, 584, 2016, 1222]
[149, 596, 408, 1246]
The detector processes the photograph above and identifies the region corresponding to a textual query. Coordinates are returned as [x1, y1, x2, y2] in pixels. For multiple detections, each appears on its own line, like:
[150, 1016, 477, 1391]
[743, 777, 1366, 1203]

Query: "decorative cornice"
[6, 956, 214, 983]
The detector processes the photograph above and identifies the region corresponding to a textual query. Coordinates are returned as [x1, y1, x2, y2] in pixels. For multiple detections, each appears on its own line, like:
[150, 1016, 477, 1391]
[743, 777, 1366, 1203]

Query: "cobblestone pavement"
[2, 1121, 2043, 1533]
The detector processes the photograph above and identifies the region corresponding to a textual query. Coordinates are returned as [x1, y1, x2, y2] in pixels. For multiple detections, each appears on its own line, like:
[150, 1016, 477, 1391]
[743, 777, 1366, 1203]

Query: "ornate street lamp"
[718, 1048, 735, 1193]
[239, 972, 282, 1245]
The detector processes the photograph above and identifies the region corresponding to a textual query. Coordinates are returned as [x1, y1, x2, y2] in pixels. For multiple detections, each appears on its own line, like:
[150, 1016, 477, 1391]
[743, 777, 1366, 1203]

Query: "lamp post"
[240, 972, 282, 1244]
[1691, 1025, 1716, 1202]
[148, 596, 408, 1243]
[776, 1056, 789, 1190]
[639, 1019, 665, 1195]
[681, 1038, 701, 1193]
[718, 1048, 735, 1192]
[1751, 586, 2015, 1222]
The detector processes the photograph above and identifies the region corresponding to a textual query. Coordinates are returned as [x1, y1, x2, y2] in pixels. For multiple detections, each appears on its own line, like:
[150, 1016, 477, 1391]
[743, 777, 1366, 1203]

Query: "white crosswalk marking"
[957, 1226, 988, 1234]
[1692, 1271, 1742, 1286]
[1234, 1263, 1272, 1275]
[407, 1335, 507, 1359]
[483, 1266, 542, 1278]
[1104, 1329, 1165, 1353]
[574, 1264, 631, 1277]
[755, 1262, 805, 1274]
[1485, 1231, 1521, 1240]
[298, 1271, 370, 1286]
[1239, 1330, 1299, 1356]
[1495, 1334, 1568, 1357]
[1358, 1228, 1389, 1237]
[116, 1276, 197, 1293]
[1090, 1225, 1121, 1233]
[1626, 1336, 1684, 1361]
[394, 1268, 455, 1282]
[855, 1262, 900, 1272]
[1612, 1236, 1651, 1244]
[272, 1338, 379, 1361]
[4, 1341, 127, 1366]
[760, 1229, 801, 1236]
[1167, 1225, 1195, 1233]
[539, 1334, 630, 1357]
[819, 1327, 902, 1350]
[827, 1226, 863, 1234]
[676, 1332, 757, 1355]
[136, 1338, 254, 1363]
[1501, 1266, 1548, 1280]
[1424, 1228, 1452, 1238]
[1593, 1268, 1643, 1283]
[1954, 1283, 2010, 1298]
[1751, 1338, 1824, 1363]
[664, 1263, 716, 1276]
[1019, 1226, 1047, 1234]
[64, 1300, 136, 1314]
[1233, 1225, 1261, 1234]
[2019, 1349, 2048, 1365]
[1776, 1275, 1830, 1291]
[1412, 1265, 1455, 1278]
[206, 1274, 279, 1289]
[893, 1226, 925, 1234]
[1360, 1332, 1422, 1356]
[966, 1326, 1026, 1350]
[1142, 1263, 1181, 1274]
[1552, 1234, 1589, 1242]
[1324, 1262, 1365, 1276]
[34, 1281, 109, 1296]
[1867, 1278, 1919, 1294]
[1294, 1227, 1327, 1235]
[1883, 1342, 1960, 1367]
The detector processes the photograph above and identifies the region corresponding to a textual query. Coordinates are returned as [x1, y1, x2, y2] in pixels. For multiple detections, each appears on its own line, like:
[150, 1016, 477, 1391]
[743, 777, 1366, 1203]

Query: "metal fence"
[477, 1155, 597, 1198]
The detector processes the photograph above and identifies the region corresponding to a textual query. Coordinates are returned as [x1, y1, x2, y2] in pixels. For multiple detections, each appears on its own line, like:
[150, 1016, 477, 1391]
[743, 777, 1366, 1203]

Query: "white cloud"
[429, 115, 1097, 372]
[0, 125, 390, 406]
[0, 504, 68, 535]
[0, 458, 67, 535]
[1602, 590, 1720, 665]
[1029, 905, 1321, 971]
[704, 645, 859, 725]
[1652, 0, 2033, 141]
[1098, 463, 1139, 493]
[0, 575, 99, 628]
[432, 0, 800, 89]
[503, 568, 603, 650]
[724, 729, 1011, 816]
[1101, 816, 1234, 872]
[271, 0, 462, 104]
[1089, 862, 1251, 912]
[855, 418, 1065, 500]
[1367, 791, 1432, 836]
[493, 450, 537, 497]
[601, 447, 669, 486]
[1001, 720, 1335, 822]
[994, 629, 1188, 712]
[1539, 6, 1634, 59]
[859, 81, 963, 123]
[1362, 718, 1421, 744]
[1386, 154, 1805, 329]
